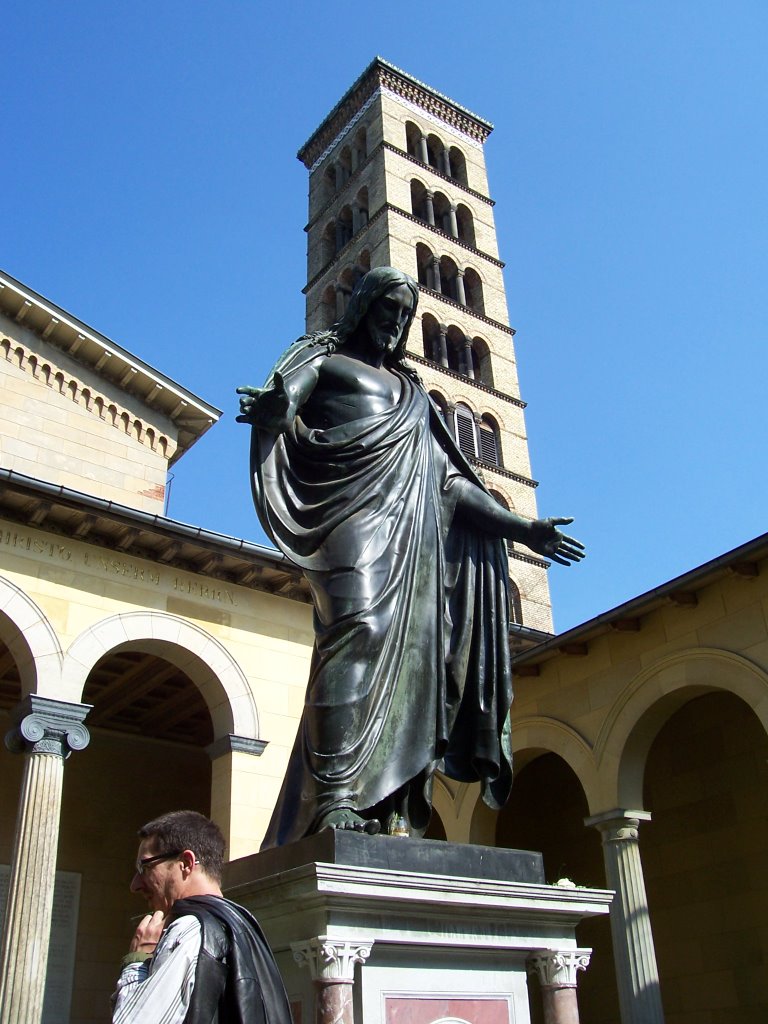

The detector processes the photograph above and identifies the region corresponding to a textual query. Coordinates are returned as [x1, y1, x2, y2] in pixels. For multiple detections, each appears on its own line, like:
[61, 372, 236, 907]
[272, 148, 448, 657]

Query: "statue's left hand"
[526, 517, 585, 566]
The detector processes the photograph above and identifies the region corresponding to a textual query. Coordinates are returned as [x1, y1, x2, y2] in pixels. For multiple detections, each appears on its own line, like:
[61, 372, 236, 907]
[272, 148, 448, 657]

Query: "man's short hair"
[138, 810, 225, 882]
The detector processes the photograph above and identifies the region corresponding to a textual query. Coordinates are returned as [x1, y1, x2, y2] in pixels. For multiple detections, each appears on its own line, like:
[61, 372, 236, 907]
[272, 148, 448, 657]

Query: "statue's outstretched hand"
[526, 517, 585, 566]
[236, 372, 293, 433]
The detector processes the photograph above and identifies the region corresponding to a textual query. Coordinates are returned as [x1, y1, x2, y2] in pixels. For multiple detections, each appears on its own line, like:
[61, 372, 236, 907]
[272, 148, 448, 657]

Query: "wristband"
[121, 951, 152, 969]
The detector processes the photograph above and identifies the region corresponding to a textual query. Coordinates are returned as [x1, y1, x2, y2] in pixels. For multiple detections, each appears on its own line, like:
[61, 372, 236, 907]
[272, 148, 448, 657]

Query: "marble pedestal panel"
[224, 833, 612, 1024]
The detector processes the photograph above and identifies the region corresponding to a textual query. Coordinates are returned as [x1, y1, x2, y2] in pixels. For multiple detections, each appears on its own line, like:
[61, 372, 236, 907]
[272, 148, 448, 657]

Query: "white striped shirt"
[112, 916, 201, 1024]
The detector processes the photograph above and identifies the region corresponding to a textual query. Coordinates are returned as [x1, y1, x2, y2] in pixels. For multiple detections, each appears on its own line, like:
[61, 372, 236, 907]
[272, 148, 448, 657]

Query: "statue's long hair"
[315, 267, 419, 362]
[270, 267, 421, 388]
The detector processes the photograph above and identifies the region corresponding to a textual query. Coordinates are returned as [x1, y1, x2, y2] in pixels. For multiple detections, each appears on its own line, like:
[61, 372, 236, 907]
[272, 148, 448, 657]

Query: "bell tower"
[298, 58, 553, 634]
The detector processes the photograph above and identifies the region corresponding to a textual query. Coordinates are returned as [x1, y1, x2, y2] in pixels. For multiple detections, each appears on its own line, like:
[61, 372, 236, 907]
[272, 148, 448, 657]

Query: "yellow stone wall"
[0, 315, 176, 513]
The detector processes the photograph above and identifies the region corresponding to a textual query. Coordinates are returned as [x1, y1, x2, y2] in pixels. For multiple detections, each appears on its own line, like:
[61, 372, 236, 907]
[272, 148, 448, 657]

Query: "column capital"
[584, 809, 651, 842]
[5, 695, 91, 758]
[292, 937, 374, 983]
[527, 948, 592, 988]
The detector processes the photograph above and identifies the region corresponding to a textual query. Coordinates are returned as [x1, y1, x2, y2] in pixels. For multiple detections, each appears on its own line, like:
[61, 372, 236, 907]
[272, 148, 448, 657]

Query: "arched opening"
[320, 220, 336, 266]
[471, 336, 494, 387]
[410, 179, 429, 222]
[463, 267, 485, 314]
[321, 162, 336, 203]
[426, 133, 445, 172]
[416, 243, 435, 290]
[477, 414, 501, 466]
[453, 403, 478, 460]
[421, 312, 441, 362]
[456, 204, 475, 247]
[641, 691, 768, 1021]
[439, 255, 460, 302]
[354, 186, 369, 232]
[498, 753, 619, 1024]
[445, 325, 466, 375]
[338, 145, 352, 185]
[353, 125, 368, 167]
[0, 631, 25, 867]
[405, 121, 422, 160]
[448, 147, 468, 187]
[428, 390, 449, 424]
[433, 191, 452, 235]
[56, 640, 216, 1020]
[335, 206, 354, 253]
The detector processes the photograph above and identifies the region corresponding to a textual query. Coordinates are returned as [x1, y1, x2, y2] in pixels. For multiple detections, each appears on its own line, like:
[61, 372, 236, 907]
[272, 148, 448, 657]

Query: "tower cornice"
[297, 57, 494, 170]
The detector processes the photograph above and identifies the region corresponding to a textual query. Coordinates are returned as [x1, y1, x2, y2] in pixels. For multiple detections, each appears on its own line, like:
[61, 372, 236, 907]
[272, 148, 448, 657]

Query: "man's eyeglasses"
[135, 850, 183, 875]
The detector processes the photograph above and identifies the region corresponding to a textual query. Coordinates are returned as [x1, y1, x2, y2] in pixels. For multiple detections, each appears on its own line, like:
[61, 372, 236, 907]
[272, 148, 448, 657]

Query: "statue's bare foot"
[318, 808, 381, 835]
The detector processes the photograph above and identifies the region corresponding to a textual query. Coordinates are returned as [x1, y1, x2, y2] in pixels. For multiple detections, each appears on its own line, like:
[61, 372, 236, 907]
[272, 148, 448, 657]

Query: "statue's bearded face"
[363, 283, 415, 355]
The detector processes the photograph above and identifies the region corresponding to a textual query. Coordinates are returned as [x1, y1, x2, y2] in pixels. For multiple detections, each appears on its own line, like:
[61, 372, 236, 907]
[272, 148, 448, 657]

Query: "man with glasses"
[112, 810, 292, 1024]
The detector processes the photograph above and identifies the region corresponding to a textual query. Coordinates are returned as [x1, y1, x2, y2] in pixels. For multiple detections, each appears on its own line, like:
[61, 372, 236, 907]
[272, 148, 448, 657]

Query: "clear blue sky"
[4, 1, 767, 632]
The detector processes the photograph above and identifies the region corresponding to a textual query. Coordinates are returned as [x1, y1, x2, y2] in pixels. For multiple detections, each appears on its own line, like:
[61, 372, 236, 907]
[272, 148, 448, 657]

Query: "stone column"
[438, 324, 449, 367]
[424, 190, 435, 227]
[334, 162, 344, 190]
[527, 949, 591, 1024]
[292, 937, 374, 1024]
[418, 133, 429, 165]
[448, 203, 459, 238]
[585, 810, 665, 1024]
[455, 269, 467, 306]
[431, 256, 442, 293]
[461, 335, 475, 379]
[0, 696, 91, 1024]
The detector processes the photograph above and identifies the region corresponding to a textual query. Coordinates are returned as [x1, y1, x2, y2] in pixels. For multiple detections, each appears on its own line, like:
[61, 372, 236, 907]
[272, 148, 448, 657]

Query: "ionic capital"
[584, 808, 651, 844]
[527, 948, 592, 988]
[5, 695, 91, 759]
[292, 937, 374, 983]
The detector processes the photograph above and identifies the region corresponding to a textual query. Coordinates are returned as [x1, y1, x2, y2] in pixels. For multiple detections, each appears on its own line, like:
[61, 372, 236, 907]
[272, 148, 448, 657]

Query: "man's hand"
[129, 911, 166, 954]
[526, 517, 585, 566]
[236, 373, 294, 433]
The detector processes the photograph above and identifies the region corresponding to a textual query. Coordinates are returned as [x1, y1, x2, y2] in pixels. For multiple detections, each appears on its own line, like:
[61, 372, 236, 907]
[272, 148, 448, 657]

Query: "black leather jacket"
[167, 896, 293, 1024]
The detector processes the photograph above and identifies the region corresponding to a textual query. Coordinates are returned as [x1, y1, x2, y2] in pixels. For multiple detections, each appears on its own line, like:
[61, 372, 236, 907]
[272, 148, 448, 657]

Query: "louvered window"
[478, 423, 499, 465]
[454, 406, 477, 458]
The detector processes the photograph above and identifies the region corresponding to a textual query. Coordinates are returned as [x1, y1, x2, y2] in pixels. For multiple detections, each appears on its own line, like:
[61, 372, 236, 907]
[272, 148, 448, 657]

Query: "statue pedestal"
[225, 832, 611, 1024]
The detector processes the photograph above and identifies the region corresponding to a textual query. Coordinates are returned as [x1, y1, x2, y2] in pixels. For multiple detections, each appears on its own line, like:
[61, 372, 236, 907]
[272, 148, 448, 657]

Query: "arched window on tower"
[410, 179, 429, 223]
[445, 325, 466, 375]
[321, 163, 336, 203]
[416, 243, 435, 290]
[353, 126, 368, 168]
[422, 313, 441, 363]
[463, 268, 485, 315]
[335, 206, 354, 252]
[439, 256, 460, 302]
[453, 405, 502, 467]
[477, 414, 501, 466]
[428, 390, 449, 425]
[426, 133, 445, 172]
[433, 192, 452, 235]
[354, 187, 369, 232]
[321, 220, 336, 265]
[456, 204, 475, 247]
[405, 121, 422, 160]
[449, 146, 468, 187]
[471, 335, 494, 387]
[339, 146, 353, 184]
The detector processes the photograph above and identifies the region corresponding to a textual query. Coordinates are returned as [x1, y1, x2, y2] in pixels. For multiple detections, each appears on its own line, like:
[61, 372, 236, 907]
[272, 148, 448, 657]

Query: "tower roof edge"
[297, 57, 494, 169]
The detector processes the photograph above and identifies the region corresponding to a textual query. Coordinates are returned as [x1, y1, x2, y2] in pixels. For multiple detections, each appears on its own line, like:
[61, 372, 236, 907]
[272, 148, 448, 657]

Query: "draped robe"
[251, 343, 512, 848]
